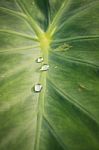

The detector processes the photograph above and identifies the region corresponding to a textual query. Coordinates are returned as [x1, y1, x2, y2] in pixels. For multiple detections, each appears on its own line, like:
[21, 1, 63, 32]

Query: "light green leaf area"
[0, 0, 99, 150]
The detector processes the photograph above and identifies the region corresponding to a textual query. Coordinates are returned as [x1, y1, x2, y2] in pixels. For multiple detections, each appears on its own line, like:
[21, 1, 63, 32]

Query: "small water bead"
[36, 57, 43, 63]
[40, 64, 49, 71]
[34, 84, 42, 92]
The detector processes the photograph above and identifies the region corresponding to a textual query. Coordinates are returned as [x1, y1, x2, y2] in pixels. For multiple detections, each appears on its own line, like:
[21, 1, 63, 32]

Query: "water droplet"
[36, 57, 43, 63]
[40, 64, 49, 71]
[34, 84, 42, 92]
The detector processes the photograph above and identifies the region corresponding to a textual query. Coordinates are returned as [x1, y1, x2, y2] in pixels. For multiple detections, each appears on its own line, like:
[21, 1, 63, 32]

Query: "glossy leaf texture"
[0, 0, 99, 150]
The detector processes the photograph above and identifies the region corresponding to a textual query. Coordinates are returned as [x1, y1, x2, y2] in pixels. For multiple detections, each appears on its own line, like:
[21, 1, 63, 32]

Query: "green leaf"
[0, 0, 99, 150]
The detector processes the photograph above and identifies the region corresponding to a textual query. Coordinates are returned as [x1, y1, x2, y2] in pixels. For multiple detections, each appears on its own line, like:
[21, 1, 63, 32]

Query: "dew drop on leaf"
[36, 57, 43, 63]
[40, 64, 49, 71]
[34, 84, 42, 92]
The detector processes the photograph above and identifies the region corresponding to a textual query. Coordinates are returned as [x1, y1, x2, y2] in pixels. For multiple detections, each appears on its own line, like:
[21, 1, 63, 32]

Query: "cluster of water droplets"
[34, 57, 49, 92]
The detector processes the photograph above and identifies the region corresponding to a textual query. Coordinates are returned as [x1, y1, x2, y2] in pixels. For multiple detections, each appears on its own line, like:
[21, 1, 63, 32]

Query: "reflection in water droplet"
[40, 64, 49, 71]
[36, 57, 43, 63]
[34, 84, 42, 92]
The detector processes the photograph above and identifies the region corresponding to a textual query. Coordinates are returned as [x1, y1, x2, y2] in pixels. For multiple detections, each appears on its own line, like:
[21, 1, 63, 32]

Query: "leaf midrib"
[33, 72, 47, 150]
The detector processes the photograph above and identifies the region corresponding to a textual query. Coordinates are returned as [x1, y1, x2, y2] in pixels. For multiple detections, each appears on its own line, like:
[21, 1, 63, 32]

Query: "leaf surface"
[0, 0, 99, 150]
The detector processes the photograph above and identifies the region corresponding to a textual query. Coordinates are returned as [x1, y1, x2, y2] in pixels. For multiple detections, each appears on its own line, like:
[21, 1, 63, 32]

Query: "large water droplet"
[36, 57, 43, 63]
[40, 64, 49, 71]
[34, 84, 42, 92]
